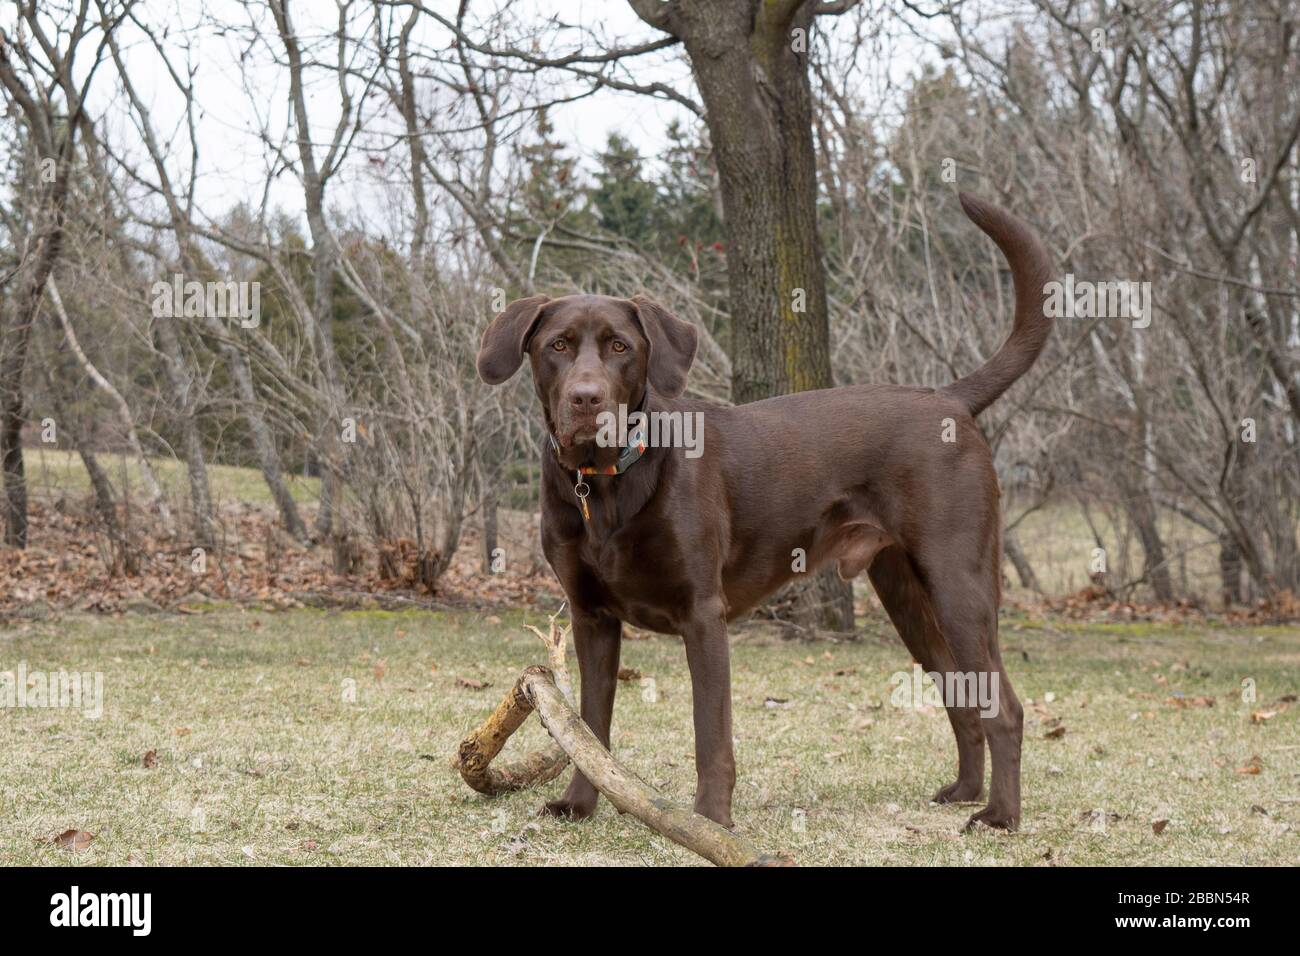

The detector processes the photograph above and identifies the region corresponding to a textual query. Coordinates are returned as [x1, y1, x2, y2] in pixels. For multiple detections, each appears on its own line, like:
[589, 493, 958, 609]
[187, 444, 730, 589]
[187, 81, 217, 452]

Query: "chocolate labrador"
[476, 193, 1052, 831]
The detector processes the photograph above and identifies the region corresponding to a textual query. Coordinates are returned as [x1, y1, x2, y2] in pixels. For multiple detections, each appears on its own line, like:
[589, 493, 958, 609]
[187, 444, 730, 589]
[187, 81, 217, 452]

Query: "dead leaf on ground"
[617, 667, 642, 681]
[1152, 819, 1169, 835]
[1165, 694, 1216, 708]
[53, 829, 95, 851]
[457, 676, 490, 691]
[1250, 709, 1278, 724]
[373, 659, 387, 682]
[1044, 726, 1067, 740]
[142, 749, 158, 769]
[1236, 755, 1264, 775]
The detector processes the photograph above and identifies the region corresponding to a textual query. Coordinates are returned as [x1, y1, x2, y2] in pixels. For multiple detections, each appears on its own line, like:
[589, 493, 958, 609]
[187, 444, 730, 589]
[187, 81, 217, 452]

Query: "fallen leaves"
[1151, 819, 1169, 835]
[1164, 694, 1216, 709]
[456, 676, 490, 691]
[617, 667, 642, 682]
[1034, 586, 1300, 625]
[141, 748, 158, 769]
[1236, 754, 1265, 775]
[0, 498, 561, 617]
[53, 829, 95, 851]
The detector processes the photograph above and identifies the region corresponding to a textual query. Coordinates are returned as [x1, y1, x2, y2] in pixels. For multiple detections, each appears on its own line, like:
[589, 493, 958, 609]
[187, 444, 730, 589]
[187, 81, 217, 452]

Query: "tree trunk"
[1219, 530, 1243, 607]
[482, 487, 499, 575]
[0, 388, 27, 548]
[0, 184, 65, 548]
[1122, 484, 1173, 601]
[651, 0, 852, 630]
[220, 341, 308, 543]
[1, 249, 52, 548]
[151, 314, 214, 546]
[1003, 532, 1041, 592]
[270, 0, 351, 541]
[670, 0, 832, 403]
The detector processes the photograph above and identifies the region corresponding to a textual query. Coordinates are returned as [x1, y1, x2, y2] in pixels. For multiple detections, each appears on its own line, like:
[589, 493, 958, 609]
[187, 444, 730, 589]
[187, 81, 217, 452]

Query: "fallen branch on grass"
[454, 612, 788, 867]
[454, 610, 573, 795]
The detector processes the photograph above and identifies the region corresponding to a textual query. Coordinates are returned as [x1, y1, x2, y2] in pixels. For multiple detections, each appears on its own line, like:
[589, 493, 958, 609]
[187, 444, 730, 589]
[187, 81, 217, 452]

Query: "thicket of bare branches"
[1, 0, 1295, 612]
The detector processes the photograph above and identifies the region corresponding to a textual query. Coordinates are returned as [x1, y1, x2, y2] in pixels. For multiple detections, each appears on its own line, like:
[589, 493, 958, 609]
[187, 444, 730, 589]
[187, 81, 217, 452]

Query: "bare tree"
[0, 0, 120, 547]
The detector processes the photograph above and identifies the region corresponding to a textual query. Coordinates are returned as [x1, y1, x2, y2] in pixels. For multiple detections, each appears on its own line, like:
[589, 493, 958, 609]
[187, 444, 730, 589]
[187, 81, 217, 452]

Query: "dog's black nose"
[568, 383, 606, 409]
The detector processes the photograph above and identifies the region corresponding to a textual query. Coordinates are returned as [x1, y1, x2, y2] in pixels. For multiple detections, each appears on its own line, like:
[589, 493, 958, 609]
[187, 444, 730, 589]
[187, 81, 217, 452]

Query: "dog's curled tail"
[941, 192, 1055, 417]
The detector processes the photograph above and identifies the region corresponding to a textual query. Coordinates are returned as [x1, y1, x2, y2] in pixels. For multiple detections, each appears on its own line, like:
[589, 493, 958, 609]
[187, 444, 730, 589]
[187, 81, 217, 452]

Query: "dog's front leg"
[542, 611, 621, 820]
[682, 597, 735, 828]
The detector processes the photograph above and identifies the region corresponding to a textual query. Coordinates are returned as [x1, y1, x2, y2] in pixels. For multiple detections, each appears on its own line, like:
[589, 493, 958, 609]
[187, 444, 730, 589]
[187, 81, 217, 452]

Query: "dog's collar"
[547, 422, 648, 478]
[549, 396, 650, 521]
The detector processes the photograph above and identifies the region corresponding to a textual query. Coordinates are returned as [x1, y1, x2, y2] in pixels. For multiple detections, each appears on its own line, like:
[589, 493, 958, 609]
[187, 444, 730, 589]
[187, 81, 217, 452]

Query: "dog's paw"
[540, 798, 597, 821]
[963, 805, 1019, 832]
[693, 797, 734, 830]
[931, 780, 984, 804]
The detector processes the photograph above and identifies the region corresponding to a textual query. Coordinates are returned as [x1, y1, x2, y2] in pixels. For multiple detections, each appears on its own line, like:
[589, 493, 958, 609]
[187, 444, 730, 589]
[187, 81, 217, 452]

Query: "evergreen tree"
[591, 132, 658, 246]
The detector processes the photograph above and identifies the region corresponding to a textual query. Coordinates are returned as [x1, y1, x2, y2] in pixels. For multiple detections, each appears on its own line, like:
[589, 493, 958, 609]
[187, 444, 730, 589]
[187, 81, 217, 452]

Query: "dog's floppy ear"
[477, 294, 550, 385]
[629, 295, 698, 398]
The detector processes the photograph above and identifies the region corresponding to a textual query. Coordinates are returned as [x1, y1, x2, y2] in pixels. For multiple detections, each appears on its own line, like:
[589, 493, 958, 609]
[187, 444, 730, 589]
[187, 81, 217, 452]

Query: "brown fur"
[476, 192, 1053, 830]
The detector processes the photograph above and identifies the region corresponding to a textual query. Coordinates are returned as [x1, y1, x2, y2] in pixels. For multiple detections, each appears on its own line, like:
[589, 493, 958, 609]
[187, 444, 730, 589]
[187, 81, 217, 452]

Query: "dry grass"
[23, 448, 320, 509]
[1, 607, 1296, 866]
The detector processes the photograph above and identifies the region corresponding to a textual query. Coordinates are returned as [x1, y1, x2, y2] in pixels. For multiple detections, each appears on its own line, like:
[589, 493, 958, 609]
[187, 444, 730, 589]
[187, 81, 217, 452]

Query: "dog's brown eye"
[552, 339, 567, 352]
[611, 340, 627, 353]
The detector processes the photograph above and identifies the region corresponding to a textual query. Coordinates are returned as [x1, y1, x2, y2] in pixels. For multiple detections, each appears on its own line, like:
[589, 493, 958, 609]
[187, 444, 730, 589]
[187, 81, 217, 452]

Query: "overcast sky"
[8, 1, 956, 230]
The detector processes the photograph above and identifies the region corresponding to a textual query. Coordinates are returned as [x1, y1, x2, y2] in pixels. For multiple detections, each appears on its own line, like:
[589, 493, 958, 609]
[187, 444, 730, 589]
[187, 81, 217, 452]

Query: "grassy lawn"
[1, 607, 1296, 866]
[24, 448, 320, 509]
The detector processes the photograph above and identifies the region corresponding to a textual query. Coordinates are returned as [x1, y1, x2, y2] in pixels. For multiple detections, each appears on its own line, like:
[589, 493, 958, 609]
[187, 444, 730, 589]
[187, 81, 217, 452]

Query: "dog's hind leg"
[913, 548, 1023, 831]
[868, 546, 986, 805]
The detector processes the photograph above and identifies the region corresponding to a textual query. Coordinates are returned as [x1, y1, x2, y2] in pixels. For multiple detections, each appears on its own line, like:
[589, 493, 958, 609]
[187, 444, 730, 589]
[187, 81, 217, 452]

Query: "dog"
[476, 193, 1053, 831]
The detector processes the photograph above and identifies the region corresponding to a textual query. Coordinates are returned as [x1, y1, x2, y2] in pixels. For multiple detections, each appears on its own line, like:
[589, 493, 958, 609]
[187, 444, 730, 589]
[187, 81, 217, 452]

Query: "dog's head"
[477, 293, 697, 461]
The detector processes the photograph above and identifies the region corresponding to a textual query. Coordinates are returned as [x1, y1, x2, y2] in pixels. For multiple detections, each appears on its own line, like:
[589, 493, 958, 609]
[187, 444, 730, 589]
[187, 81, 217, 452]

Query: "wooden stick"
[519, 666, 786, 867]
[455, 610, 571, 795]
[454, 670, 570, 795]
[455, 653, 790, 865]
